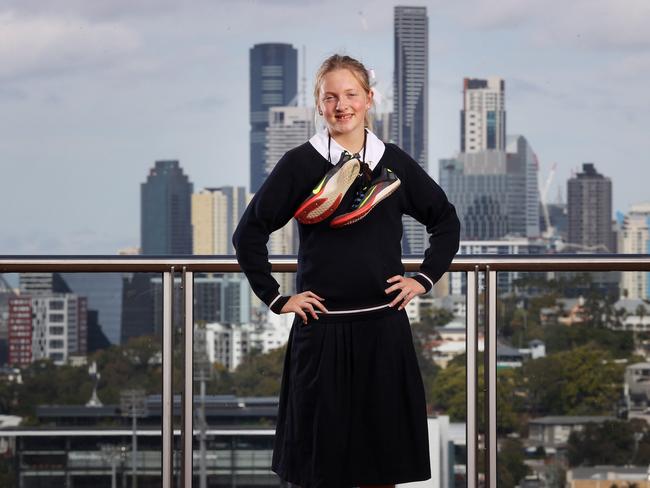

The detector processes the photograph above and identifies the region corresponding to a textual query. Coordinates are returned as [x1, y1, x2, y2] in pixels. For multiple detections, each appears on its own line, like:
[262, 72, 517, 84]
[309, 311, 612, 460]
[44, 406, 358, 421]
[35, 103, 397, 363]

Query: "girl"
[233, 54, 460, 488]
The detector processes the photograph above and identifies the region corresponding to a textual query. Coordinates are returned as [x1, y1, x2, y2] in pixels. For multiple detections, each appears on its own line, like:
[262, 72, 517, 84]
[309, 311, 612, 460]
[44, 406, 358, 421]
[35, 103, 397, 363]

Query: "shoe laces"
[351, 180, 370, 210]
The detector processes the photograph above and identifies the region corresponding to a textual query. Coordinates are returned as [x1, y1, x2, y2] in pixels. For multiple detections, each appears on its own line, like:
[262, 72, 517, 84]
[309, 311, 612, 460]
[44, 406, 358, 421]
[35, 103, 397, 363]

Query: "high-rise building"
[262, 105, 314, 296]
[461, 77, 506, 153]
[513, 135, 541, 238]
[117, 248, 155, 344]
[567, 163, 614, 252]
[249, 43, 298, 193]
[393, 6, 429, 255]
[204, 321, 288, 371]
[120, 273, 155, 344]
[152, 273, 251, 330]
[141, 160, 193, 255]
[265, 106, 314, 176]
[0, 276, 15, 365]
[373, 111, 393, 143]
[440, 135, 540, 240]
[619, 203, 650, 299]
[393, 6, 428, 166]
[19, 273, 53, 295]
[8, 297, 31, 367]
[192, 187, 248, 255]
[9, 294, 87, 366]
[59, 273, 123, 345]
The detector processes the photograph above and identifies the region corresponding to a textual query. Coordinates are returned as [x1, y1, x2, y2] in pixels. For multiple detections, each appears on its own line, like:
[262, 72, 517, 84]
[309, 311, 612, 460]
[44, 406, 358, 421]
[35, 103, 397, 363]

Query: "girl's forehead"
[319, 69, 364, 92]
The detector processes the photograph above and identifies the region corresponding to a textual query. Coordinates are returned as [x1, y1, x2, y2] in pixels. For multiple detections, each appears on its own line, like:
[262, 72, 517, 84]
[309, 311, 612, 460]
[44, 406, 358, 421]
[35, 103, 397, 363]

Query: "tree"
[410, 317, 443, 408]
[429, 361, 467, 421]
[15, 360, 94, 420]
[429, 354, 521, 433]
[0, 456, 15, 487]
[497, 438, 529, 488]
[522, 346, 624, 416]
[582, 286, 625, 330]
[568, 420, 635, 466]
[635, 304, 647, 325]
[543, 324, 634, 358]
[497, 368, 522, 434]
[226, 346, 286, 397]
[93, 336, 164, 404]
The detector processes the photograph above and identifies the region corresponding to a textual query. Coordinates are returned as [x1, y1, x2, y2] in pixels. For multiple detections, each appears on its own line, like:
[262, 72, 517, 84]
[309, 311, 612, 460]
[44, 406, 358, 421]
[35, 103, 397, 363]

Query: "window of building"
[49, 352, 64, 362]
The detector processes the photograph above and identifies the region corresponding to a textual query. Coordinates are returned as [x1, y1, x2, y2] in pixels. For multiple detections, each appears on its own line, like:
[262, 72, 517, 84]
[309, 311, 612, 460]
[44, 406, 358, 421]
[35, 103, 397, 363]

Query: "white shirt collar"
[308, 128, 385, 171]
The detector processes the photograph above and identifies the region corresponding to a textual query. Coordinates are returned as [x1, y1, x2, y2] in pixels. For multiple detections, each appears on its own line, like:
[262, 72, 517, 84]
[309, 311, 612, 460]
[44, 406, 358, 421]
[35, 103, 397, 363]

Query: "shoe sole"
[329, 179, 401, 228]
[294, 160, 360, 224]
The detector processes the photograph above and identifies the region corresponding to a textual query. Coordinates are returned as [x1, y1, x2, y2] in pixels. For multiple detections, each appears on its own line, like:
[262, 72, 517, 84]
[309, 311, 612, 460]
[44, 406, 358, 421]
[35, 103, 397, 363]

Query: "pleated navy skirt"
[271, 306, 431, 488]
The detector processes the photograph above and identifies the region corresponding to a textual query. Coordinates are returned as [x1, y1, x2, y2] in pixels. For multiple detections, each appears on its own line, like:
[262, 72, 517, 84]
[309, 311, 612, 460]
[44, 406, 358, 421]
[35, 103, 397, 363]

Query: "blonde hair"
[313, 54, 373, 130]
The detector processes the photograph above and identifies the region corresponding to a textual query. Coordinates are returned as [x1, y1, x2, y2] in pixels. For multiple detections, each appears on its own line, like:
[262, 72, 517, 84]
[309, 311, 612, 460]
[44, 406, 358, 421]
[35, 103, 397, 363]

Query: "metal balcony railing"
[3, 253, 650, 488]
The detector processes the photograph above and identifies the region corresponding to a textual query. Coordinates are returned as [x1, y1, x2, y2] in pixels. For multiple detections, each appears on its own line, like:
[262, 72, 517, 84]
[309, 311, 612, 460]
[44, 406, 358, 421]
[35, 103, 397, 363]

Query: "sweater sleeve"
[232, 150, 311, 313]
[399, 148, 461, 293]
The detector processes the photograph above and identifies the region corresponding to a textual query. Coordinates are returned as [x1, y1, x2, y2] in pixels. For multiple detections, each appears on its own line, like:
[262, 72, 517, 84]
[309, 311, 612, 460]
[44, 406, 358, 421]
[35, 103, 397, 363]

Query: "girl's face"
[318, 68, 372, 138]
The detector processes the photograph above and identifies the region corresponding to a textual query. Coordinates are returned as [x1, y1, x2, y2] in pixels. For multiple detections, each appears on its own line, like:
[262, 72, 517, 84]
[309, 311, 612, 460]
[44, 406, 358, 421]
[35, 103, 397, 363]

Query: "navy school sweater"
[232, 141, 461, 314]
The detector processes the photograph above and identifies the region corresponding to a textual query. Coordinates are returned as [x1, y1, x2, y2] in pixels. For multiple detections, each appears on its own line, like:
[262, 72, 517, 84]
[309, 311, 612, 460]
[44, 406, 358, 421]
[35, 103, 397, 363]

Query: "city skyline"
[2, 0, 650, 254]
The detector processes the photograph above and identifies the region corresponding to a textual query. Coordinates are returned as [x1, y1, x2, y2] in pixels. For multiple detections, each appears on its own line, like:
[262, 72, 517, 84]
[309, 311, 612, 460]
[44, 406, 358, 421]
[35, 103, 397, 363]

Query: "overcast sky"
[1, 0, 649, 254]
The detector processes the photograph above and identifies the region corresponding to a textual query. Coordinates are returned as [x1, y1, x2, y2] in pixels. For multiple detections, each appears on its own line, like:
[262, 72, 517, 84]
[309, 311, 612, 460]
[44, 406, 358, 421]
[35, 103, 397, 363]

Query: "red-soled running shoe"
[329, 167, 401, 228]
[294, 152, 361, 224]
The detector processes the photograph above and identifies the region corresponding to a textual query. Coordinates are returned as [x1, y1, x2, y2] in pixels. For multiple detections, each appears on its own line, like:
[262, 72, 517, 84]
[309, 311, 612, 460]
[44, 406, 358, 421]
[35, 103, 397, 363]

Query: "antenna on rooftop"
[301, 45, 307, 107]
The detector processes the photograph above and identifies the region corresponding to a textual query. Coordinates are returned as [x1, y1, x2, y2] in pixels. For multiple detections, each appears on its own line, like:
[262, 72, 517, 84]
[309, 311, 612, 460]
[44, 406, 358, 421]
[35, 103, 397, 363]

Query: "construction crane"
[539, 161, 557, 239]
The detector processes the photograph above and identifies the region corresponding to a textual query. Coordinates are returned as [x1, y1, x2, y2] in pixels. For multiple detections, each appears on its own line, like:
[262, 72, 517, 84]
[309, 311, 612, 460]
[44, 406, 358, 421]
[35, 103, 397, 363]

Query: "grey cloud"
[0, 12, 140, 82]
[0, 85, 28, 101]
[509, 78, 564, 99]
[608, 53, 650, 79]
[446, 0, 650, 51]
[508, 78, 593, 111]
[454, 0, 532, 31]
[171, 96, 227, 113]
[533, 0, 650, 51]
[2, 0, 182, 21]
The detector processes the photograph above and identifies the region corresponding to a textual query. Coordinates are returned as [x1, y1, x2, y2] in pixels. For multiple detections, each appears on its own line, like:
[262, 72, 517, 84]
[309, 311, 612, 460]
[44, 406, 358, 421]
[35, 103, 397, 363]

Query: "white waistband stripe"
[315, 302, 392, 315]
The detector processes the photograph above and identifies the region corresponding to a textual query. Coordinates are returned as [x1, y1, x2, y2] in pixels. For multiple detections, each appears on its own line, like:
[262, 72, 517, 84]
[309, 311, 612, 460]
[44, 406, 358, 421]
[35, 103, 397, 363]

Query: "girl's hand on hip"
[281, 291, 328, 324]
[385, 275, 426, 310]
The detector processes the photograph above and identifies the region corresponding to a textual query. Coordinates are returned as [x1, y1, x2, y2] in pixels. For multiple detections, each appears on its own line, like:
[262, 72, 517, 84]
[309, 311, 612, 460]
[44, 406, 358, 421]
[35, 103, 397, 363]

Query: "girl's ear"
[366, 88, 374, 109]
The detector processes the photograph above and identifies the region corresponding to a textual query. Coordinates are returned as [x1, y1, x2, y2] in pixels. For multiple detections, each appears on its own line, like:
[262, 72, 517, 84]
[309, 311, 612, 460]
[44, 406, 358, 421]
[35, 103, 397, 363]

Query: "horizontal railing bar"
[2, 254, 650, 272]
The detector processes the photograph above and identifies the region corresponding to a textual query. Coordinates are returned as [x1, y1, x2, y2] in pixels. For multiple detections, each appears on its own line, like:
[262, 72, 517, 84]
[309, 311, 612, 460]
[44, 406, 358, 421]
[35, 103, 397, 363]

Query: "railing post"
[466, 266, 479, 488]
[162, 268, 174, 488]
[485, 268, 498, 488]
[182, 268, 194, 487]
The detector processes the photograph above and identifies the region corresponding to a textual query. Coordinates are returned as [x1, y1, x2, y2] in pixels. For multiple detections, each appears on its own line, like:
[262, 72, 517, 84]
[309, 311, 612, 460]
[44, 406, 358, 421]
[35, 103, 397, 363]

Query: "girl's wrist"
[270, 295, 291, 314]
[411, 274, 433, 294]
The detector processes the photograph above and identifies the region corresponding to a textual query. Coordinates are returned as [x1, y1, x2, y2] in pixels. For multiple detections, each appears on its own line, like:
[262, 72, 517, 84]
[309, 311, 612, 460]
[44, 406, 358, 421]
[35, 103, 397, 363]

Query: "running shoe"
[329, 167, 401, 228]
[294, 152, 361, 224]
